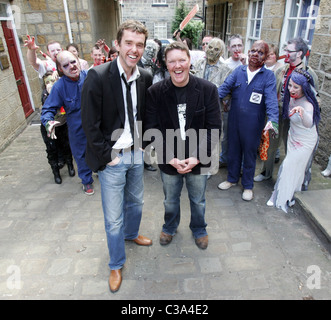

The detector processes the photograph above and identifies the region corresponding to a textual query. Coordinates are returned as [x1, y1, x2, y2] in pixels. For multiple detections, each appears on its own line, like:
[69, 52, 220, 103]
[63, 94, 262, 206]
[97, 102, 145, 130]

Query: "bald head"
[56, 50, 81, 79]
[248, 40, 269, 71]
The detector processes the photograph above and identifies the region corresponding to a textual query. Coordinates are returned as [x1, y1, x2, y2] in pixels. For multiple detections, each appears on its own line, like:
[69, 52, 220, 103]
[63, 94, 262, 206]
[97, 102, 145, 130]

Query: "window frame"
[245, 0, 264, 53]
[279, 0, 320, 54]
[154, 22, 168, 40]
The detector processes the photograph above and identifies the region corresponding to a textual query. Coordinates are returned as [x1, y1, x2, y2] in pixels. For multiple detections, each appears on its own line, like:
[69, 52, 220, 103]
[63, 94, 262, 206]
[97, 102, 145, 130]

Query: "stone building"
[205, 0, 331, 166]
[121, 0, 204, 43]
[0, 0, 330, 167]
[0, 0, 120, 152]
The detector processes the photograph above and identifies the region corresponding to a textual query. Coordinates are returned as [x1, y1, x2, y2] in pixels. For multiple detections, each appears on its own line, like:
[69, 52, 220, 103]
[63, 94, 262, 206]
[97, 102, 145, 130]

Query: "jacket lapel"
[185, 75, 199, 130]
[108, 59, 125, 125]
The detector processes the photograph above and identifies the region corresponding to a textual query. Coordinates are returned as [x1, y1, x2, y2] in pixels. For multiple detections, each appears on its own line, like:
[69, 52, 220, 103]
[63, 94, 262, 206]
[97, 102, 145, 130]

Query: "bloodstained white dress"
[269, 96, 318, 213]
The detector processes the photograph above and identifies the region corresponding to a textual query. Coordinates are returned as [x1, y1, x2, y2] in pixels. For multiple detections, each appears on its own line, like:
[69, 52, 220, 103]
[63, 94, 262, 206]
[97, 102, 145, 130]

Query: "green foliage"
[171, 1, 204, 48]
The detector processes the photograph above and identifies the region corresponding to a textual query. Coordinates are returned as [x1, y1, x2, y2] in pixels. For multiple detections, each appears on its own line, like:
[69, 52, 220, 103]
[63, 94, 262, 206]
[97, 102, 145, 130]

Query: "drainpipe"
[63, 0, 73, 43]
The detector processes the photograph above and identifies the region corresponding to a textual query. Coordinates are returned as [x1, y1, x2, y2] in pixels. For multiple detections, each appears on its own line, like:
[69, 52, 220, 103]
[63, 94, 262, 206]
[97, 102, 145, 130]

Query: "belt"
[113, 145, 135, 155]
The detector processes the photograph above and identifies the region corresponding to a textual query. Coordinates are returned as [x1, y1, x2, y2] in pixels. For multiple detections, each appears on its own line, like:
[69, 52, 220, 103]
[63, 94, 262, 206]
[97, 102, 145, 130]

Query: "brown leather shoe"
[159, 231, 173, 245]
[132, 235, 153, 246]
[195, 235, 208, 249]
[109, 269, 122, 293]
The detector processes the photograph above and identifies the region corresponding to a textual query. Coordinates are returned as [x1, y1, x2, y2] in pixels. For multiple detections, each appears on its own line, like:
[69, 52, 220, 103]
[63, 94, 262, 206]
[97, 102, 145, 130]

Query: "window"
[246, 0, 264, 51]
[224, 3, 233, 58]
[153, 0, 167, 4]
[280, 0, 320, 51]
[154, 22, 167, 39]
[226, 3, 233, 36]
[0, 3, 9, 19]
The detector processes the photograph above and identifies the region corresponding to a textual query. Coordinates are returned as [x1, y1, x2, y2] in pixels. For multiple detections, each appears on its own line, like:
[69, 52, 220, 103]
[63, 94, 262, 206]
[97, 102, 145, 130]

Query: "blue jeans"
[160, 171, 208, 239]
[98, 149, 144, 270]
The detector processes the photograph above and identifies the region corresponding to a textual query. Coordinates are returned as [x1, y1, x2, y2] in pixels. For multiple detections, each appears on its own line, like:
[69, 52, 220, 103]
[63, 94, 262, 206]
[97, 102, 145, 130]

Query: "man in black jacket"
[81, 20, 153, 293]
[144, 41, 222, 250]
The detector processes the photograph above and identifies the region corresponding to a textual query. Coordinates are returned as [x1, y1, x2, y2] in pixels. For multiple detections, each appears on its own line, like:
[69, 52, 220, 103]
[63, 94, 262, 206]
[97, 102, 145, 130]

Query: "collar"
[117, 58, 140, 83]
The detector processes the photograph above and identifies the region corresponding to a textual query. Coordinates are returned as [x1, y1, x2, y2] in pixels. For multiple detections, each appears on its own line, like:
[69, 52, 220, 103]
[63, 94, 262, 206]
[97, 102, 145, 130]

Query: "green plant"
[171, 1, 204, 48]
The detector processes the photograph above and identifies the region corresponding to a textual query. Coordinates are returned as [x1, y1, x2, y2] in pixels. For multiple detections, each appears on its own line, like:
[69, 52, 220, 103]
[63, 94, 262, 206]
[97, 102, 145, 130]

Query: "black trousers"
[40, 123, 73, 167]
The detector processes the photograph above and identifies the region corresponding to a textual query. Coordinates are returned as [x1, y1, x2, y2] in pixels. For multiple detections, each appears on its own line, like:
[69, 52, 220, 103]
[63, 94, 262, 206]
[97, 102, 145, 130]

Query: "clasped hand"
[289, 106, 304, 119]
[169, 157, 200, 174]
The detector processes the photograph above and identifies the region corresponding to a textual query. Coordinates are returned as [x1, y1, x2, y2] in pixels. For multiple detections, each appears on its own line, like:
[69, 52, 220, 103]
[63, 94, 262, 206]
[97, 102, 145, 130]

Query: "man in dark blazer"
[81, 20, 153, 293]
[144, 41, 222, 250]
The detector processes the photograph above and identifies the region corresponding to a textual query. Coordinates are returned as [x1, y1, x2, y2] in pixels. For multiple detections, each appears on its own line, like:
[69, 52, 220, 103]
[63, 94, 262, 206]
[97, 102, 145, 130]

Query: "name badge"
[249, 92, 262, 104]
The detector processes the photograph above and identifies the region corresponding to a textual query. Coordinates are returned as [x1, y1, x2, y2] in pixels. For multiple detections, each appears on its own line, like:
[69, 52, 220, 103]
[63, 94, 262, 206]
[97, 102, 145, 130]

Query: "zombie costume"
[268, 69, 320, 212]
[218, 65, 278, 189]
[41, 70, 93, 186]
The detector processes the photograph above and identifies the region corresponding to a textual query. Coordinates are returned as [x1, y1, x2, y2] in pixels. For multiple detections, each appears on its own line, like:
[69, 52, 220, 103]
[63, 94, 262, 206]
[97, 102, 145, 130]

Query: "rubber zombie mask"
[142, 39, 157, 65]
[206, 38, 224, 64]
[44, 75, 56, 94]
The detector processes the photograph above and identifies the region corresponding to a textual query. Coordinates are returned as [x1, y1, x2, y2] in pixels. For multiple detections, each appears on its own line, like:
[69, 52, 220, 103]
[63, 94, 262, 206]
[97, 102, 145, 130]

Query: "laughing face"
[57, 51, 81, 79]
[166, 48, 190, 88]
[115, 29, 146, 77]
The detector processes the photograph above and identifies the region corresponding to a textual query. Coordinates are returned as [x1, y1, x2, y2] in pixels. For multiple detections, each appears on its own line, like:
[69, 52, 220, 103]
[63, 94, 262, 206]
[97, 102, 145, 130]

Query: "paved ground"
[0, 120, 330, 301]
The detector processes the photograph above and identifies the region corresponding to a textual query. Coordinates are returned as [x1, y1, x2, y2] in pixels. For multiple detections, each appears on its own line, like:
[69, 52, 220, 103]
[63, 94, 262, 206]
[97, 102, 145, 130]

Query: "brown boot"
[108, 269, 122, 293]
[159, 231, 173, 246]
[195, 235, 208, 249]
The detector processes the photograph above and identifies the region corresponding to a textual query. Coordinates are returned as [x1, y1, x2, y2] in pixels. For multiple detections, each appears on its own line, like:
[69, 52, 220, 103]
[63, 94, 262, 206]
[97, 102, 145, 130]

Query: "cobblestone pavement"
[0, 123, 330, 300]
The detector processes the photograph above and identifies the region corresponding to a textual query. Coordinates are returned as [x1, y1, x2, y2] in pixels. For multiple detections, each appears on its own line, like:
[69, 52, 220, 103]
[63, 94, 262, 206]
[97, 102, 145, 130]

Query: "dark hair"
[164, 41, 190, 60]
[116, 20, 148, 47]
[182, 37, 192, 50]
[107, 46, 118, 59]
[288, 37, 308, 60]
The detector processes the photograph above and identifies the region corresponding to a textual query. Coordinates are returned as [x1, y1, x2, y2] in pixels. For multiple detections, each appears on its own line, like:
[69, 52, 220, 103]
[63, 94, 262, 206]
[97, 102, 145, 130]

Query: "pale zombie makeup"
[229, 38, 243, 60]
[143, 40, 157, 63]
[288, 78, 304, 99]
[44, 75, 56, 94]
[284, 43, 298, 64]
[58, 52, 81, 78]
[206, 39, 223, 63]
[47, 43, 62, 62]
[91, 48, 103, 66]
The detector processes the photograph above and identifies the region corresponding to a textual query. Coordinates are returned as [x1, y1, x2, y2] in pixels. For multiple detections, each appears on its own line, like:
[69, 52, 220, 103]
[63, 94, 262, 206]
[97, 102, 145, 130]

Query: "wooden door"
[1, 20, 33, 118]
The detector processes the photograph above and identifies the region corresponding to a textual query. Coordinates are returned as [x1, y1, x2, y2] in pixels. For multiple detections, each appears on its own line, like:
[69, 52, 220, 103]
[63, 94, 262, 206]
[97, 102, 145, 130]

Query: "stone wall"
[121, 0, 204, 41]
[0, 24, 26, 152]
[12, 0, 119, 108]
[309, 1, 331, 168]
